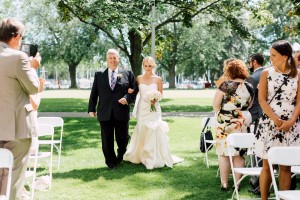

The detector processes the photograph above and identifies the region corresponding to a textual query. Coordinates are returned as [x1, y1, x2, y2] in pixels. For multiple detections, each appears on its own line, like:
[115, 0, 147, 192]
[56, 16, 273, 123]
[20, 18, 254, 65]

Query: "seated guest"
[213, 58, 254, 190]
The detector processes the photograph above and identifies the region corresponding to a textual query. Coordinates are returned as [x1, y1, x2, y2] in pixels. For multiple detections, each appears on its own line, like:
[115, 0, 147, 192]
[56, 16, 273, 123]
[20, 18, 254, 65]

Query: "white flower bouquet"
[145, 89, 162, 112]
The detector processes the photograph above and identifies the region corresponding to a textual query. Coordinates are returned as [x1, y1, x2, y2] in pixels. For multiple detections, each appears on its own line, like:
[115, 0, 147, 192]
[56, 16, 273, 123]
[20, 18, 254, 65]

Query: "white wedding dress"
[124, 83, 183, 169]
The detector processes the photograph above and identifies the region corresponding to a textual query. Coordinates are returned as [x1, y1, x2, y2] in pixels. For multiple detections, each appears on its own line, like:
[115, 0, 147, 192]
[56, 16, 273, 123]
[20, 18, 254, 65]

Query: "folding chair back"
[227, 133, 255, 149]
[37, 117, 64, 169]
[35, 123, 54, 185]
[37, 117, 63, 128]
[201, 117, 216, 168]
[201, 117, 215, 129]
[227, 133, 262, 200]
[268, 146, 300, 200]
[0, 148, 13, 200]
[26, 123, 55, 200]
[36, 123, 55, 137]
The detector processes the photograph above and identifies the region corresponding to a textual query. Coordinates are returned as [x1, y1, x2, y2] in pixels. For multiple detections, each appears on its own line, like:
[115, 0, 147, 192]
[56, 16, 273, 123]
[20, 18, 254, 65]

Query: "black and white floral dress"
[216, 81, 254, 156]
[254, 67, 300, 159]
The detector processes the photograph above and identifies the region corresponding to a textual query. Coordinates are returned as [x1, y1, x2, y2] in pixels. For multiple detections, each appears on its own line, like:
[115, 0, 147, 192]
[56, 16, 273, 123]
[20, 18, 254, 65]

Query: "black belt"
[220, 109, 247, 115]
[220, 110, 232, 114]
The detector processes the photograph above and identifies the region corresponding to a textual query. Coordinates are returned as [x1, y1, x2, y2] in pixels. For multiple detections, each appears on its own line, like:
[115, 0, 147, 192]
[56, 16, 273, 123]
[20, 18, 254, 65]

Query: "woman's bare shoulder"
[154, 75, 162, 82]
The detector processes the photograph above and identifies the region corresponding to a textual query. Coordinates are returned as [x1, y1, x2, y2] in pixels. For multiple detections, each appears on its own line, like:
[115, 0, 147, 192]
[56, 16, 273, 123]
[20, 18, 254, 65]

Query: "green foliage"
[174, 13, 248, 83]
[248, 0, 299, 54]
[19, 0, 110, 88]
[0, 0, 13, 17]
[55, 0, 254, 77]
[145, 0, 255, 86]
[287, 0, 300, 35]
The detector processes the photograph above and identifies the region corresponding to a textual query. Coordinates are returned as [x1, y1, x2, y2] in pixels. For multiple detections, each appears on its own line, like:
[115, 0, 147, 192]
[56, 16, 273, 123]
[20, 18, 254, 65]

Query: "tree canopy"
[56, 0, 252, 76]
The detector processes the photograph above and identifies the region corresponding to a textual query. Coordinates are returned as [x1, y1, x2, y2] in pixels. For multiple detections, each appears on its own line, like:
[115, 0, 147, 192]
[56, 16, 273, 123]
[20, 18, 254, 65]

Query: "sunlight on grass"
[32, 117, 260, 200]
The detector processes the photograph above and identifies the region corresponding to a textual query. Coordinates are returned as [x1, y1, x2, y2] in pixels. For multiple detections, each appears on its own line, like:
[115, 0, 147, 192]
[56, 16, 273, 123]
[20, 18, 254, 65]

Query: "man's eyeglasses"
[20, 35, 26, 40]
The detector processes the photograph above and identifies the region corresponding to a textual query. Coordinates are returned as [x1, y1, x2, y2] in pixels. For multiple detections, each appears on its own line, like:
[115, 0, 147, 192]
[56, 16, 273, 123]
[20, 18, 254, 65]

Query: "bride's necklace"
[143, 74, 154, 78]
[274, 65, 290, 75]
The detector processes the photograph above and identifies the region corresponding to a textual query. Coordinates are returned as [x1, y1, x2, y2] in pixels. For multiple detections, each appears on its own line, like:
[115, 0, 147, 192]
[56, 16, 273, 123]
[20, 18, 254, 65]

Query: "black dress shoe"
[107, 164, 116, 170]
[108, 165, 116, 170]
[116, 156, 123, 165]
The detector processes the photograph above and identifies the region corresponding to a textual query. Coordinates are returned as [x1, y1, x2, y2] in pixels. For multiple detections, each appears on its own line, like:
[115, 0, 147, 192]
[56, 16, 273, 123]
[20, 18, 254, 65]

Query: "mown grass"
[38, 98, 213, 112]
[32, 117, 260, 200]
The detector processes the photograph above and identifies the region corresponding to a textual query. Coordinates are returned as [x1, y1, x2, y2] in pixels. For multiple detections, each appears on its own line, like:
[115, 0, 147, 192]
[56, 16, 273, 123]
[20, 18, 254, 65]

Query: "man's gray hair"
[106, 49, 119, 58]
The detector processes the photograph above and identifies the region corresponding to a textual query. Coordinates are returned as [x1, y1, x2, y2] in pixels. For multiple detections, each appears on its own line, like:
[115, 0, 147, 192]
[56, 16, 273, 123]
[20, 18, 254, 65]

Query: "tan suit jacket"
[0, 42, 40, 140]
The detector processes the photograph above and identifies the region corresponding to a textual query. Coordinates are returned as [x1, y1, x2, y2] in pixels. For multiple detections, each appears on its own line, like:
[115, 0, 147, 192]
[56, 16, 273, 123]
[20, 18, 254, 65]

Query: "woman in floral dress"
[213, 58, 254, 190]
[254, 40, 300, 200]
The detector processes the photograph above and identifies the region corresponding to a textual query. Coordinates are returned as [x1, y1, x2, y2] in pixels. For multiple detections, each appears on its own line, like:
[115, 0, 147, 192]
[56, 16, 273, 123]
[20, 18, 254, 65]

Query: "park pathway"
[38, 112, 215, 118]
[39, 89, 216, 118]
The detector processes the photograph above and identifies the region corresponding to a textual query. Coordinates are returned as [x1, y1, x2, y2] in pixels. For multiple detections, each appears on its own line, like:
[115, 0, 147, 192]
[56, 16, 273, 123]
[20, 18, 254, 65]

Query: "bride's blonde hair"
[142, 56, 156, 74]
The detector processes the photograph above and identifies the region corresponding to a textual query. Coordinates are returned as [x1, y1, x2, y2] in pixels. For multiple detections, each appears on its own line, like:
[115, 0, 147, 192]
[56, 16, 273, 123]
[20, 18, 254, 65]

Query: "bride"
[124, 56, 183, 169]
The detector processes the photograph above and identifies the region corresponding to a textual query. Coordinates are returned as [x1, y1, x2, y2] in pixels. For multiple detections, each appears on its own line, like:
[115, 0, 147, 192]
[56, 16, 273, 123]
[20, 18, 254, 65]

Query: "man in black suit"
[88, 49, 136, 169]
[247, 53, 264, 134]
[246, 53, 264, 194]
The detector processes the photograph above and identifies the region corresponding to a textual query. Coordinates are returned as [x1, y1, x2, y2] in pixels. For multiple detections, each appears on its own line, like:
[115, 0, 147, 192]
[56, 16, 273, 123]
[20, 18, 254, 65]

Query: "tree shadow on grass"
[51, 156, 235, 200]
[55, 118, 137, 152]
[162, 105, 213, 112]
[39, 98, 89, 112]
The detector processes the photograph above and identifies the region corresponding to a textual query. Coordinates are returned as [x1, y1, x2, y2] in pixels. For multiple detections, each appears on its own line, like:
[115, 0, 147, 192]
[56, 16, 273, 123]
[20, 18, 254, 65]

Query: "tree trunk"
[68, 64, 77, 88]
[128, 29, 143, 76]
[168, 22, 178, 89]
[168, 62, 176, 88]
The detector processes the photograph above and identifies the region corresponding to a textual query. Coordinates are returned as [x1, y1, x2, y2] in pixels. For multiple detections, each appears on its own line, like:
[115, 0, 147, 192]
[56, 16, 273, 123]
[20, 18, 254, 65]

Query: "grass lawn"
[32, 117, 260, 200]
[38, 98, 213, 112]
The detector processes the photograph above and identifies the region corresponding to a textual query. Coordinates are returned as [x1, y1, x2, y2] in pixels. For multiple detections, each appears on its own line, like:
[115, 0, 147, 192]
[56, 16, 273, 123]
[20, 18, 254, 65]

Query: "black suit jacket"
[88, 68, 136, 121]
[246, 67, 264, 122]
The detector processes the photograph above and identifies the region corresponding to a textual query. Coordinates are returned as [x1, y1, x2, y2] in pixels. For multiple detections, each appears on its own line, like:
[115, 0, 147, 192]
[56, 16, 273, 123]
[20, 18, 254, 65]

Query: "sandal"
[221, 183, 229, 191]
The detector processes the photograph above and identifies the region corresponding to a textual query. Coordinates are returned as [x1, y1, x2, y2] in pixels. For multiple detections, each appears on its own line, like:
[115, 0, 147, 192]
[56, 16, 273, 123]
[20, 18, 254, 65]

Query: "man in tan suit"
[0, 18, 41, 200]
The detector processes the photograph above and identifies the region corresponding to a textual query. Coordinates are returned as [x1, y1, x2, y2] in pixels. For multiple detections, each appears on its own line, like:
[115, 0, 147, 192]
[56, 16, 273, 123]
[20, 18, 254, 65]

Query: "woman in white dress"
[124, 56, 183, 169]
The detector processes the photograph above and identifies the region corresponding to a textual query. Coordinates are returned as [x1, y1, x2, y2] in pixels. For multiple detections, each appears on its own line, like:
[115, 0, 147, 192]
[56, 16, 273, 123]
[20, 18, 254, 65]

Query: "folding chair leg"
[205, 151, 209, 168]
[216, 166, 220, 178]
[58, 149, 61, 170]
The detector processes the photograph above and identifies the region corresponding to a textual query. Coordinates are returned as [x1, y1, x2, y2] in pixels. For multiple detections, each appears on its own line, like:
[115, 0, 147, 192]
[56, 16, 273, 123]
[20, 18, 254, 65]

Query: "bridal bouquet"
[146, 89, 162, 112]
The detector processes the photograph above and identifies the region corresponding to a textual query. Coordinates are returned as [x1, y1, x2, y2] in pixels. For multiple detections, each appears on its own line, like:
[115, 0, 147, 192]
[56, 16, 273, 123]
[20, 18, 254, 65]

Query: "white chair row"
[37, 117, 64, 170]
[227, 133, 262, 200]
[226, 133, 300, 200]
[0, 149, 13, 200]
[25, 117, 64, 200]
[26, 123, 54, 200]
[268, 146, 300, 200]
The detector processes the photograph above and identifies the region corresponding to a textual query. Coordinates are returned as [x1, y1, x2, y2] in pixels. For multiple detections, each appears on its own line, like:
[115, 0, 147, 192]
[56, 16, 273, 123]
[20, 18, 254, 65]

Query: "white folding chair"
[268, 146, 300, 200]
[37, 117, 64, 170]
[26, 123, 54, 199]
[201, 117, 216, 168]
[227, 133, 262, 200]
[0, 149, 13, 200]
[291, 166, 300, 179]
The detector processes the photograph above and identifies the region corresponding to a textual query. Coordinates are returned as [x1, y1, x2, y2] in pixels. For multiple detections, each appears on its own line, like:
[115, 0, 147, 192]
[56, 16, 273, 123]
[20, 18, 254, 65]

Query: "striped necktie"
[110, 70, 116, 90]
